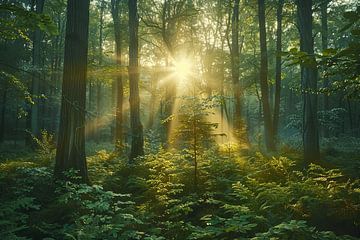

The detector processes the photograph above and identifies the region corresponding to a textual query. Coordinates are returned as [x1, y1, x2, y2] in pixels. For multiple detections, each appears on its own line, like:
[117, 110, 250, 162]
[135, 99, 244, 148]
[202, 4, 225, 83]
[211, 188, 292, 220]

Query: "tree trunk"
[96, 0, 105, 143]
[230, 0, 242, 137]
[30, 0, 45, 140]
[111, 0, 124, 150]
[96, 82, 102, 142]
[147, 72, 158, 129]
[128, 0, 144, 161]
[54, 0, 90, 182]
[0, 83, 8, 143]
[321, 0, 329, 137]
[273, 0, 284, 147]
[258, 0, 275, 151]
[297, 0, 320, 163]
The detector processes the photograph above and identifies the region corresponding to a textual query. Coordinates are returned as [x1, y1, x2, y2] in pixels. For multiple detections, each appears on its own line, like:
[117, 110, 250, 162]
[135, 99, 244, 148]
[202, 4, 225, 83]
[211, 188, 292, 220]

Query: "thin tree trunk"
[230, 0, 242, 137]
[258, 0, 275, 151]
[321, 0, 329, 137]
[147, 72, 158, 129]
[96, 0, 105, 143]
[128, 0, 144, 161]
[30, 0, 45, 140]
[96, 82, 102, 142]
[297, 0, 320, 163]
[273, 0, 284, 147]
[347, 98, 353, 135]
[0, 83, 8, 143]
[111, 0, 124, 149]
[55, 0, 90, 182]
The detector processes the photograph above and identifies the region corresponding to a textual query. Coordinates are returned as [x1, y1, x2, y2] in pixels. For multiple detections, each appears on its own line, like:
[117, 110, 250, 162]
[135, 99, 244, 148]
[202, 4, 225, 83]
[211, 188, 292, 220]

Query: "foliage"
[252, 220, 357, 240]
[0, 147, 359, 239]
[32, 130, 56, 164]
[0, 3, 57, 41]
[54, 172, 143, 240]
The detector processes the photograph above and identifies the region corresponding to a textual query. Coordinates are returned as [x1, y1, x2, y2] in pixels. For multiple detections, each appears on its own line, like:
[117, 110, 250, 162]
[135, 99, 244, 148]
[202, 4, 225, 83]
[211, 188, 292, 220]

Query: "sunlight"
[172, 57, 194, 87]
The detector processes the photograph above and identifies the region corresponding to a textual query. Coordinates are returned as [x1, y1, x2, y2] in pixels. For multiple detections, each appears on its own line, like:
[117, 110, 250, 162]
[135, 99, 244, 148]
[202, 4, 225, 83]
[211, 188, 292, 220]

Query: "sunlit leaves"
[0, 3, 58, 41]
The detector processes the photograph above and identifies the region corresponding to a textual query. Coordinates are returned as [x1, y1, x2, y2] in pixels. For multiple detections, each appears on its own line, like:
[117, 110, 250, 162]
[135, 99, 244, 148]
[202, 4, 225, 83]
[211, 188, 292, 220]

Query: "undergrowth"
[0, 143, 359, 239]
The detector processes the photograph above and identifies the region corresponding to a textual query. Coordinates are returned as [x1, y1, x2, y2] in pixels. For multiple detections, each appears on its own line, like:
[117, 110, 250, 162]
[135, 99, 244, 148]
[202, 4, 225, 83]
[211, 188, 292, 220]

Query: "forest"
[0, 0, 359, 239]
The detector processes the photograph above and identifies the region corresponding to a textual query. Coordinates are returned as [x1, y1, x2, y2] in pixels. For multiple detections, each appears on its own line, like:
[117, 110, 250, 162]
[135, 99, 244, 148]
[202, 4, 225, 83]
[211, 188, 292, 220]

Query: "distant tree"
[54, 0, 90, 181]
[230, 0, 244, 139]
[258, 0, 275, 151]
[29, 0, 45, 142]
[320, 0, 330, 137]
[111, 0, 124, 150]
[95, 0, 106, 143]
[128, 0, 144, 161]
[273, 0, 284, 147]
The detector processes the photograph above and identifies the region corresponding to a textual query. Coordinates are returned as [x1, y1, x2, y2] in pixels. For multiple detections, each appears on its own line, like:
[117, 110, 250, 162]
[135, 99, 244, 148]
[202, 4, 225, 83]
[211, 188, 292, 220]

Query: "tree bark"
[30, 0, 45, 140]
[258, 0, 275, 151]
[147, 72, 158, 129]
[128, 0, 144, 161]
[0, 82, 8, 143]
[297, 0, 320, 163]
[54, 0, 90, 182]
[321, 0, 329, 137]
[111, 0, 124, 150]
[230, 0, 242, 137]
[273, 0, 284, 147]
[96, 0, 105, 143]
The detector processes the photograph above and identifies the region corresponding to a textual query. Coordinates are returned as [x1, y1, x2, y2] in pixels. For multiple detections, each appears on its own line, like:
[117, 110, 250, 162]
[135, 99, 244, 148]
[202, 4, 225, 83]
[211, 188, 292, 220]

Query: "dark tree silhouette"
[128, 0, 144, 161]
[54, 0, 90, 181]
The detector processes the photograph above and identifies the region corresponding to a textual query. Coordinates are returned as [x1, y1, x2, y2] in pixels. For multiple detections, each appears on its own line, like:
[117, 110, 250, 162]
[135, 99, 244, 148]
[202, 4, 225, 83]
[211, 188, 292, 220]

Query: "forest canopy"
[0, 0, 359, 239]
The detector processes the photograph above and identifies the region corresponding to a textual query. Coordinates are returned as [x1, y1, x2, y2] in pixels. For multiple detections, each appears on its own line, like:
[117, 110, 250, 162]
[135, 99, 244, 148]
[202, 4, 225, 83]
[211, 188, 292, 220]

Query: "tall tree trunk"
[258, 0, 275, 151]
[0, 82, 8, 143]
[96, 0, 105, 143]
[230, 0, 243, 138]
[111, 0, 124, 150]
[297, 0, 320, 163]
[128, 0, 144, 161]
[30, 0, 45, 140]
[273, 0, 284, 147]
[96, 82, 102, 143]
[52, 14, 65, 137]
[147, 72, 158, 129]
[321, 0, 329, 137]
[55, 0, 90, 181]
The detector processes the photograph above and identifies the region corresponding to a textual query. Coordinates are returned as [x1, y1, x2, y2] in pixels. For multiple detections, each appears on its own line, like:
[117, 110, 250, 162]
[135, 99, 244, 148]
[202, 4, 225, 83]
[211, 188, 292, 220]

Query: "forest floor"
[0, 138, 359, 239]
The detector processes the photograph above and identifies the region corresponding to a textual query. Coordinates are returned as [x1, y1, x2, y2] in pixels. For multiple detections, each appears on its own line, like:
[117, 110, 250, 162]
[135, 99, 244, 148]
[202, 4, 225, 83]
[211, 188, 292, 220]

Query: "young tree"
[54, 0, 90, 181]
[258, 0, 275, 151]
[128, 0, 144, 161]
[296, 0, 320, 163]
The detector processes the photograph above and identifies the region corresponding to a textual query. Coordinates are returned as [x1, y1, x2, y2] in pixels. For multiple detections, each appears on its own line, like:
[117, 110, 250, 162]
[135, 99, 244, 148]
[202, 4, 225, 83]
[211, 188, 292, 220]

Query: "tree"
[95, 0, 106, 143]
[111, 0, 124, 150]
[273, 0, 284, 146]
[128, 0, 144, 161]
[258, 0, 275, 151]
[296, 0, 320, 163]
[230, 0, 244, 140]
[54, 0, 90, 181]
[321, 0, 330, 137]
[29, 0, 45, 141]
